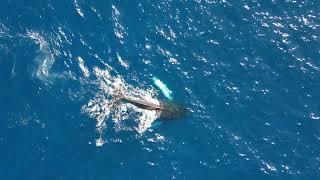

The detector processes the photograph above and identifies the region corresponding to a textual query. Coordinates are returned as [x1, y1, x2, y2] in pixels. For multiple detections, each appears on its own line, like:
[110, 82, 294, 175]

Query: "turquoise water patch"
[152, 77, 173, 100]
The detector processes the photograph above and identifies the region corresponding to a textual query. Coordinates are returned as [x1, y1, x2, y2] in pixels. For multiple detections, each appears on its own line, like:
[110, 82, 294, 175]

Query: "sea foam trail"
[27, 31, 56, 83]
[27, 30, 73, 84]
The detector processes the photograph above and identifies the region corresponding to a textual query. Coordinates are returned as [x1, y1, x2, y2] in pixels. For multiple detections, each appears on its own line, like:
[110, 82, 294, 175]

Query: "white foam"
[310, 113, 320, 120]
[116, 53, 129, 69]
[74, 0, 84, 18]
[168, 57, 179, 65]
[262, 161, 277, 172]
[27, 31, 56, 83]
[77, 56, 90, 77]
[82, 67, 160, 145]
[95, 137, 105, 147]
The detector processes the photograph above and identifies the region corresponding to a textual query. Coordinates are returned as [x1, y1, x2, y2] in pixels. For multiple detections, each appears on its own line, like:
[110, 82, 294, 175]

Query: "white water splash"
[74, 0, 84, 18]
[82, 67, 161, 145]
[116, 52, 129, 69]
[77, 56, 90, 77]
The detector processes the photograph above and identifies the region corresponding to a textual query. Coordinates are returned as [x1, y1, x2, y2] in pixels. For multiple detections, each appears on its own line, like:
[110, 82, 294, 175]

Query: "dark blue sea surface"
[1, 0, 320, 179]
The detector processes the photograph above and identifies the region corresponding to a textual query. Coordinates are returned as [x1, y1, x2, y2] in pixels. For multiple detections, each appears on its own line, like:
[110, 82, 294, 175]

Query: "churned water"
[0, 0, 320, 179]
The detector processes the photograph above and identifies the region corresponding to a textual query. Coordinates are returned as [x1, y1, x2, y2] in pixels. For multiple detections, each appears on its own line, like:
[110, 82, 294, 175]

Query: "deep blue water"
[1, 0, 320, 179]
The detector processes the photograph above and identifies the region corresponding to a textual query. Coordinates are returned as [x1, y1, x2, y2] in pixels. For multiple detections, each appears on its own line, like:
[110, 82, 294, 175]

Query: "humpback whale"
[113, 91, 187, 120]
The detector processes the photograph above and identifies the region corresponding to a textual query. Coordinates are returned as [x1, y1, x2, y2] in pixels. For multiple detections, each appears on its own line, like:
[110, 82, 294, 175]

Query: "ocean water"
[1, 0, 320, 179]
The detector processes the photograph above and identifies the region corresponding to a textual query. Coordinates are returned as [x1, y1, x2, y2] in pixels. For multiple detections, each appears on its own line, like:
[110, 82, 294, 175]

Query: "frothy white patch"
[116, 52, 129, 69]
[145, 44, 151, 50]
[95, 137, 105, 147]
[310, 113, 320, 120]
[244, 5, 250, 10]
[74, 0, 84, 18]
[262, 161, 277, 172]
[168, 57, 180, 65]
[82, 67, 160, 146]
[135, 93, 160, 133]
[77, 56, 90, 77]
[147, 133, 165, 143]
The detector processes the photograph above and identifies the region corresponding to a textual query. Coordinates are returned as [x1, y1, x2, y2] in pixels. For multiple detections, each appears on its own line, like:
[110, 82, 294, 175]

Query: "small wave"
[309, 113, 320, 120]
[0, 23, 9, 37]
[74, 0, 84, 18]
[116, 52, 129, 69]
[77, 56, 90, 77]
[112, 5, 127, 44]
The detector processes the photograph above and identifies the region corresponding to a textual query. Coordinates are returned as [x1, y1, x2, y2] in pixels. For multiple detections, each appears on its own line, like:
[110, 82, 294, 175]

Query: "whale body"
[115, 93, 187, 120]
